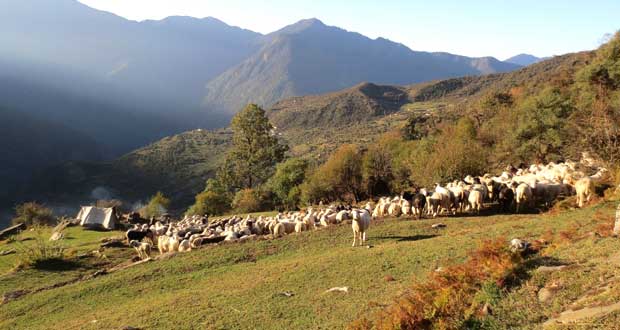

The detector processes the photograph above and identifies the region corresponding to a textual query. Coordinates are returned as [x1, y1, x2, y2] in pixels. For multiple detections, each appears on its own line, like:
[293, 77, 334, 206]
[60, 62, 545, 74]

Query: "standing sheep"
[129, 240, 152, 260]
[468, 190, 483, 214]
[351, 209, 371, 247]
[575, 177, 594, 208]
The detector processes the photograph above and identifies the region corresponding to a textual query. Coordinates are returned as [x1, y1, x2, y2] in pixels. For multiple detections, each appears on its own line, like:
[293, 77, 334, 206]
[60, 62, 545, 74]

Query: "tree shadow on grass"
[31, 258, 82, 271]
[374, 234, 438, 242]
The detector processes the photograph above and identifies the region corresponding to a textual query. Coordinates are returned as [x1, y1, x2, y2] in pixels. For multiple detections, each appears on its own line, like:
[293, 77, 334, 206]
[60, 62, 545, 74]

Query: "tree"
[186, 179, 231, 216]
[12, 202, 56, 227]
[571, 31, 620, 163]
[267, 158, 309, 209]
[408, 118, 487, 187]
[220, 104, 288, 190]
[141, 191, 170, 218]
[301, 144, 363, 204]
[363, 142, 393, 197]
[514, 88, 572, 162]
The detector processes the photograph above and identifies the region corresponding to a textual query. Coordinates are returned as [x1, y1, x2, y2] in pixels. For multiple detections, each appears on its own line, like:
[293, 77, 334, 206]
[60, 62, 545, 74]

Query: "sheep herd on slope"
[127, 156, 608, 259]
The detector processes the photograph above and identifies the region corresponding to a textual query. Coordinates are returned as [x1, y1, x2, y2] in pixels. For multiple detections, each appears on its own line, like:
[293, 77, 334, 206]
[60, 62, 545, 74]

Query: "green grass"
[0, 203, 618, 329]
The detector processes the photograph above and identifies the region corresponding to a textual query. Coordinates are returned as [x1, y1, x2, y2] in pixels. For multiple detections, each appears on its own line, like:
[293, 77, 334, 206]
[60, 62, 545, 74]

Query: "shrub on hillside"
[12, 202, 56, 227]
[232, 188, 264, 213]
[15, 226, 67, 270]
[186, 179, 231, 216]
[301, 144, 363, 204]
[408, 118, 488, 187]
[349, 239, 524, 330]
[140, 191, 170, 218]
[267, 158, 308, 210]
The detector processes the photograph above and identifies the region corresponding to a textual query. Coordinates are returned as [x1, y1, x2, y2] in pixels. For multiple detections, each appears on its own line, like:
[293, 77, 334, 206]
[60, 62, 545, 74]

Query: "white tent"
[76, 206, 117, 230]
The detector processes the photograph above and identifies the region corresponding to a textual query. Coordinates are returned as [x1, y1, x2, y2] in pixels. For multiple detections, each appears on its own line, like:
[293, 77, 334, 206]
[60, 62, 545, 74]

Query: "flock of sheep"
[127, 157, 608, 259]
[373, 159, 606, 219]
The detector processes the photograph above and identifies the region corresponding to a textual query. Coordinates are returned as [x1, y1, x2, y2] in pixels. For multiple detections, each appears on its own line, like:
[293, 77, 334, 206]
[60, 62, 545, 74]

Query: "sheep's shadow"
[374, 234, 438, 242]
[505, 255, 569, 289]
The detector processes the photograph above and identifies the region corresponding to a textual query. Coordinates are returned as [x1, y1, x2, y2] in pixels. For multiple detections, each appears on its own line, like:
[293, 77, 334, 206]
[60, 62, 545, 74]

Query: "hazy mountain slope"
[0, 0, 261, 113]
[203, 19, 521, 114]
[0, 109, 106, 207]
[505, 53, 542, 66]
[21, 130, 232, 212]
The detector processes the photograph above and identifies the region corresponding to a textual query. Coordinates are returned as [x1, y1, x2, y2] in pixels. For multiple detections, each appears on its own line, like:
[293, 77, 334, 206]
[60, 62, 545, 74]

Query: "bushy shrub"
[232, 188, 263, 213]
[140, 191, 170, 218]
[12, 202, 56, 227]
[267, 158, 308, 210]
[15, 226, 66, 269]
[301, 144, 363, 204]
[186, 179, 231, 216]
[408, 118, 488, 187]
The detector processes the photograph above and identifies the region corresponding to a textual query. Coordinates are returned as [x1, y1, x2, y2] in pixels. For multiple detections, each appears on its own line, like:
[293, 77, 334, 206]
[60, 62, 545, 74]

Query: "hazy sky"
[78, 0, 619, 59]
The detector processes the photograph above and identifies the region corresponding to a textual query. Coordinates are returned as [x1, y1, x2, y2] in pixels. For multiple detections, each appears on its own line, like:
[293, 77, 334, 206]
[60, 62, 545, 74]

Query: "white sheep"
[351, 209, 371, 247]
[515, 183, 533, 213]
[178, 239, 191, 252]
[575, 177, 594, 208]
[468, 190, 483, 214]
[129, 240, 152, 260]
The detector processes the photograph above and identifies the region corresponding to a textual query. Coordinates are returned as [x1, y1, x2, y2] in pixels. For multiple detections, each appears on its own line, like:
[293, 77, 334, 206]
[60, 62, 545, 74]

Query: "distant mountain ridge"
[203, 18, 521, 114]
[505, 53, 543, 66]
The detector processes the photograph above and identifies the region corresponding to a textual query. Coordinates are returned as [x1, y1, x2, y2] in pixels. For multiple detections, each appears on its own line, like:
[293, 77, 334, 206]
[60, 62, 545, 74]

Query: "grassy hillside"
[0, 202, 618, 329]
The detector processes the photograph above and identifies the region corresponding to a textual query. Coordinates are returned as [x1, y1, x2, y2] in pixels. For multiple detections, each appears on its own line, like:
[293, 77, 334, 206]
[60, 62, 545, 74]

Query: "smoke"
[90, 186, 113, 200]
[131, 201, 145, 212]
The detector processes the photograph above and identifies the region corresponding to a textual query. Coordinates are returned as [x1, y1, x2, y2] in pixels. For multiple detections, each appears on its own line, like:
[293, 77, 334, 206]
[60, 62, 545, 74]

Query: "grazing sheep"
[575, 177, 594, 208]
[157, 235, 170, 254]
[468, 190, 483, 214]
[351, 209, 371, 247]
[498, 184, 514, 213]
[336, 210, 350, 222]
[515, 183, 533, 213]
[125, 229, 154, 245]
[129, 240, 152, 260]
[167, 234, 180, 252]
[178, 239, 191, 252]
[401, 199, 412, 216]
[411, 193, 427, 219]
[428, 192, 443, 218]
[273, 223, 286, 237]
[388, 199, 402, 217]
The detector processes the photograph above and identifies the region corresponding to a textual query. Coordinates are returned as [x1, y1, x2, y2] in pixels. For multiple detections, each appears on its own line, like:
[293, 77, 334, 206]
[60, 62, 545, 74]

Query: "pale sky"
[78, 0, 619, 60]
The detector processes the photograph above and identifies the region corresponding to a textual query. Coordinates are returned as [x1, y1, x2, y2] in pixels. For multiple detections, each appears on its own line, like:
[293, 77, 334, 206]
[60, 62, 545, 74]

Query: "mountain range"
[0, 0, 530, 225]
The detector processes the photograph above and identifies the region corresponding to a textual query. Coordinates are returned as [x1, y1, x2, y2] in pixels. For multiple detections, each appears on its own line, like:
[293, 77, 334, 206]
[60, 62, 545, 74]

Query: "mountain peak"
[505, 53, 542, 66]
[272, 18, 327, 35]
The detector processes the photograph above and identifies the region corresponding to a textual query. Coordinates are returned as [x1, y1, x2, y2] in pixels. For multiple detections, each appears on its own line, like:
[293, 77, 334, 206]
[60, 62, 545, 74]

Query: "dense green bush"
[186, 179, 231, 216]
[267, 158, 308, 210]
[232, 188, 264, 213]
[140, 191, 170, 218]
